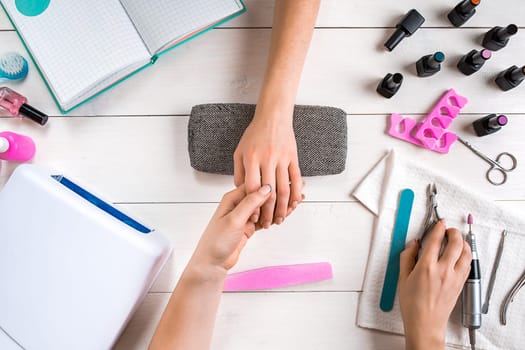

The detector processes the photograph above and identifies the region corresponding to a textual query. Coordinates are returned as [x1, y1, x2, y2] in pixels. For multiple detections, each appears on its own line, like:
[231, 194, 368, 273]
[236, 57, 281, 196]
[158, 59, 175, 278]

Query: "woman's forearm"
[256, 0, 320, 119]
[148, 262, 227, 350]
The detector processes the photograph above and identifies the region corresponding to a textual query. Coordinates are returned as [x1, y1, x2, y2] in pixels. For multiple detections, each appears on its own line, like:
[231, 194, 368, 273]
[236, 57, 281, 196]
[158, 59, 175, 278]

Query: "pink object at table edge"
[223, 262, 333, 291]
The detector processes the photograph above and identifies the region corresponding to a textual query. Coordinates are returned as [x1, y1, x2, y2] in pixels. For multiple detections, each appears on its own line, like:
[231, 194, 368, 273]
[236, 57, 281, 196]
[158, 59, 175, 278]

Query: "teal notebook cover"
[0, 0, 246, 114]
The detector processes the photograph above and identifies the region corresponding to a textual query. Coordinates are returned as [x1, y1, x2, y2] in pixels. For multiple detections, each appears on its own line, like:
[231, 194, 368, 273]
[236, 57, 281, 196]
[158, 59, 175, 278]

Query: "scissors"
[457, 137, 517, 186]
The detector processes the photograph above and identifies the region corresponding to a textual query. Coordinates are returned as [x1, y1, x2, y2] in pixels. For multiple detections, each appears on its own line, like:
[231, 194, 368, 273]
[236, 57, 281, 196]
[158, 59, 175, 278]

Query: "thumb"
[229, 184, 272, 224]
[399, 239, 419, 283]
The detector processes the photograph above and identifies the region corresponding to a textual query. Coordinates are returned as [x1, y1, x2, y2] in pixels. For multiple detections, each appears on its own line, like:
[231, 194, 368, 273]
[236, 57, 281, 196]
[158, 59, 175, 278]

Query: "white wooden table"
[0, 1, 524, 349]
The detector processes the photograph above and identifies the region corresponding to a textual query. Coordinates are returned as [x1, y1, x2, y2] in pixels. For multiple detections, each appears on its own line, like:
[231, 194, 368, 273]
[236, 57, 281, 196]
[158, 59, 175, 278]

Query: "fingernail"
[251, 214, 259, 223]
[292, 201, 299, 208]
[259, 184, 272, 195]
[263, 221, 271, 229]
[276, 217, 284, 225]
[406, 239, 417, 248]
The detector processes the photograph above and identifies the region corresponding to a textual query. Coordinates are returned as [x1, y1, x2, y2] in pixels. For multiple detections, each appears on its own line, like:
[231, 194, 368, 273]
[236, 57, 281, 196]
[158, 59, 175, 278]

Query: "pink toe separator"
[433, 132, 458, 154]
[387, 89, 468, 154]
[388, 113, 422, 146]
[223, 262, 333, 291]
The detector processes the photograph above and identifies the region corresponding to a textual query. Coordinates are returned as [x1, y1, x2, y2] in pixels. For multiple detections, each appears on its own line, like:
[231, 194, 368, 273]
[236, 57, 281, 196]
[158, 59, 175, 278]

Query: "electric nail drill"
[416, 52, 445, 77]
[384, 9, 425, 51]
[495, 65, 525, 91]
[377, 73, 403, 98]
[457, 49, 491, 76]
[448, 0, 480, 27]
[473, 114, 508, 137]
[462, 214, 482, 350]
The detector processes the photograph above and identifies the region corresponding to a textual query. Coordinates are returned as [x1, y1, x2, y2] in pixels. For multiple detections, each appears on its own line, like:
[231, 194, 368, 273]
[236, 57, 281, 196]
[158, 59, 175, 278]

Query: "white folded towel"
[353, 150, 525, 350]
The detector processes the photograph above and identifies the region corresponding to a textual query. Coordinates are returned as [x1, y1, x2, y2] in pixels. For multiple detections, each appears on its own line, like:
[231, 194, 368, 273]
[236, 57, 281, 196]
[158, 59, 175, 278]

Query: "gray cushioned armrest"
[188, 104, 347, 176]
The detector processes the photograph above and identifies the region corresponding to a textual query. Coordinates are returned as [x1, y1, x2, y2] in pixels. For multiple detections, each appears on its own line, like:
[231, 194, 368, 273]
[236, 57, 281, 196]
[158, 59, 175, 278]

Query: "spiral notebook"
[0, 0, 245, 113]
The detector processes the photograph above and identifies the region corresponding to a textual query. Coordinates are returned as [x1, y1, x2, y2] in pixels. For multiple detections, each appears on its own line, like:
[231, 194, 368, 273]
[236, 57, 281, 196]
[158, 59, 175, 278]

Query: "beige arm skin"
[234, 0, 320, 229]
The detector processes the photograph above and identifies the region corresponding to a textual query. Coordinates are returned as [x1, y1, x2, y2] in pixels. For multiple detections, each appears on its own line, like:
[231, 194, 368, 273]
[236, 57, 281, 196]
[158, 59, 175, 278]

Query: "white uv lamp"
[0, 165, 172, 349]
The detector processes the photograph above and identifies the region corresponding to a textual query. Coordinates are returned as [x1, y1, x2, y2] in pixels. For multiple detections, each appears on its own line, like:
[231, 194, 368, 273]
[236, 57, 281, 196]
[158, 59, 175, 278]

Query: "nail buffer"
[380, 189, 415, 312]
[223, 262, 333, 291]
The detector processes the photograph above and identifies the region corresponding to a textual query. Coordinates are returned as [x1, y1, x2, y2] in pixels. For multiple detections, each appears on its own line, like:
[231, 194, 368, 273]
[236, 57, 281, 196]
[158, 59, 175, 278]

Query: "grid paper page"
[1, 0, 150, 110]
[120, 0, 243, 54]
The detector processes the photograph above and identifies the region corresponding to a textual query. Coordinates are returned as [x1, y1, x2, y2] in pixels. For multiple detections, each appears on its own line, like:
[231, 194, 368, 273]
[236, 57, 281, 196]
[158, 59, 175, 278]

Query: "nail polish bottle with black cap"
[448, 0, 480, 27]
[495, 65, 525, 91]
[416, 52, 445, 77]
[457, 49, 491, 76]
[483, 24, 518, 51]
[384, 9, 425, 51]
[377, 73, 403, 98]
[0, 86, 48, 125]
[473, 114, 508, 136]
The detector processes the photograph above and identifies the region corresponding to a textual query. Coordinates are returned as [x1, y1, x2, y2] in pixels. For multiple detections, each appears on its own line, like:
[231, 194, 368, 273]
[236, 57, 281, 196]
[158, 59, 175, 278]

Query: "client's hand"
[398, 221, 472, 350]
[233, 109, 304, 228]
[190, 184, 272, 272]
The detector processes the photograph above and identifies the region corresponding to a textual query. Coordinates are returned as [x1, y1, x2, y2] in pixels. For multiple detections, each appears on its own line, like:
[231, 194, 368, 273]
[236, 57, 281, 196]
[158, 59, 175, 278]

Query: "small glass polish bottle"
[0, 86, 48, 125]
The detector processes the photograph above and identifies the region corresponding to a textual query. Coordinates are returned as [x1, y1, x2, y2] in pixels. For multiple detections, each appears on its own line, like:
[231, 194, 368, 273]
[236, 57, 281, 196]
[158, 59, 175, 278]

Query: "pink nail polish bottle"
[0, 131, 36, 162]
[0, 86, 48, 125]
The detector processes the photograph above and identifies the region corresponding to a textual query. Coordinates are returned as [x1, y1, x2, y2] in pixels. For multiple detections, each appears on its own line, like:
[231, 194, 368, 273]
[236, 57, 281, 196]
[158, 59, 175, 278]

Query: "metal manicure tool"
[420, 183, 443, 241]
[501, 265, 525, 325]
[482, 230, 507, 314]
[462, 214, 482, 350]
[457, 137, 517, 186]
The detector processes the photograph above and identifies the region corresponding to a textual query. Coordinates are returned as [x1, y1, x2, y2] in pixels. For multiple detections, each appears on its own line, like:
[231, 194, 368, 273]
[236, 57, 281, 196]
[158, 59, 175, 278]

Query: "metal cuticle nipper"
[501, 267, 525, 326]
[421, 183, 443, 242]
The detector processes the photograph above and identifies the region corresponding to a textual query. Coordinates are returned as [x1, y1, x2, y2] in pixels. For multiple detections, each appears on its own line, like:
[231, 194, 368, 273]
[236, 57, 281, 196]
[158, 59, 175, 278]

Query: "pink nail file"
[223, 262, 333, 291]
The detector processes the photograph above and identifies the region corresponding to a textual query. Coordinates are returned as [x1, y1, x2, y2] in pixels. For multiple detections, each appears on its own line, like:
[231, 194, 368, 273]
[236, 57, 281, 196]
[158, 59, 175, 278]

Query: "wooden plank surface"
[118, 202, 373, 293]
[113, 292, 407, 350]
[1, 0, 524, 30]
[0, 27, 524, 116]
[0, 114, 523, 203]
[0, 1, 523, 349]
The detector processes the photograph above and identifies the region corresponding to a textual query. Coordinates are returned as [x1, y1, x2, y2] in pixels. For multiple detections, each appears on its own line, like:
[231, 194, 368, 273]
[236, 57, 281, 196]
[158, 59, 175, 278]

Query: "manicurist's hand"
[234, 108, 303, 228]
[149, 185, 271, 350]
[191, 184, 272, 272]
[398, 221, 472, 350]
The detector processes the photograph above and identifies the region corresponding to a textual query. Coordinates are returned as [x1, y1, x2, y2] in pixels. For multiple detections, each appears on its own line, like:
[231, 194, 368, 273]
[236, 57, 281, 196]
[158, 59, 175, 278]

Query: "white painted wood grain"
[0, 8, 7, 29]
[0, 114, 523, 203]
[0, 27, 524, 116]
[117, 202, 373, 293]
[0, 3, 523, 349]
[113, 292, 408, 350]
[114, 203, 525, 349]
[231, 0, 525, 28]
[1, 0, 524, 30]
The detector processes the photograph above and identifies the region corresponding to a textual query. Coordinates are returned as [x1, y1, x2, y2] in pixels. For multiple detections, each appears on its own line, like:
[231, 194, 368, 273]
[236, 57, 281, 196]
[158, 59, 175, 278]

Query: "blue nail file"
[380, 188, 414, 312]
